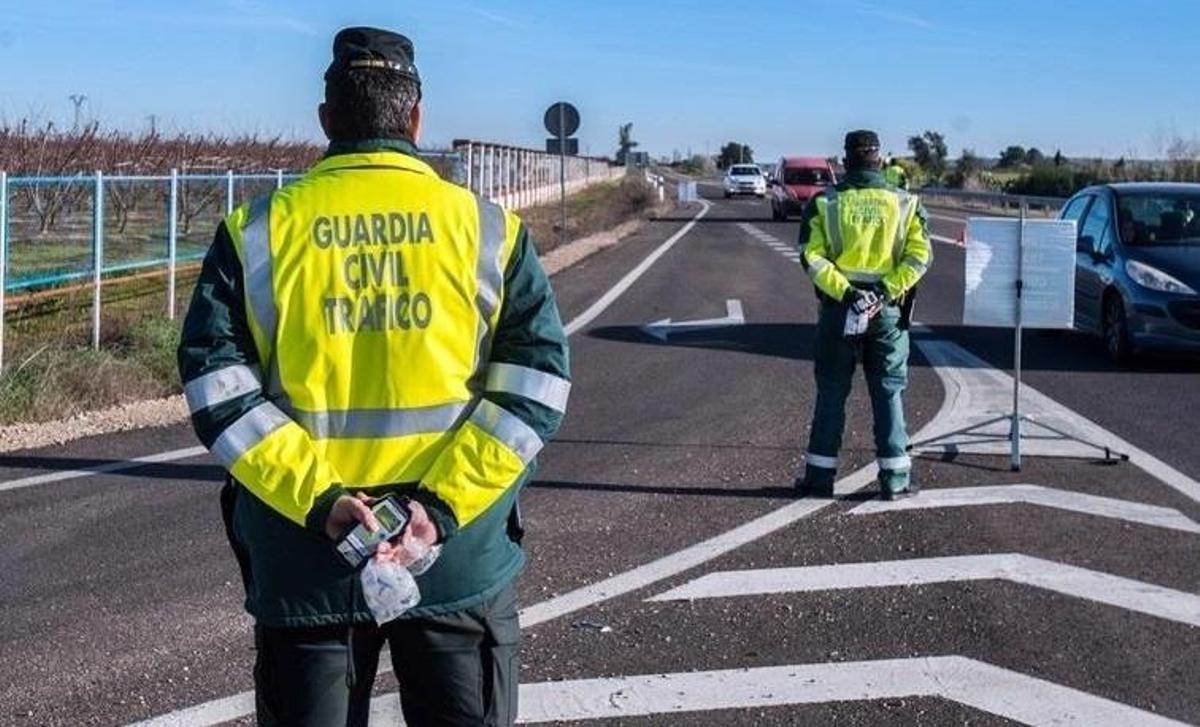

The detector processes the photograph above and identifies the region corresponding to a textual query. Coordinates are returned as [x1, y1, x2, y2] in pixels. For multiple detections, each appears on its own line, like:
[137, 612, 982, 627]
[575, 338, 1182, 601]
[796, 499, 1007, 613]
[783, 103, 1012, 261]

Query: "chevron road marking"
[912, 336, 1200, 504]
[362, 656, 1187, 725]
[850, 484, 1200, 534]
[650, 553, 1200, 627]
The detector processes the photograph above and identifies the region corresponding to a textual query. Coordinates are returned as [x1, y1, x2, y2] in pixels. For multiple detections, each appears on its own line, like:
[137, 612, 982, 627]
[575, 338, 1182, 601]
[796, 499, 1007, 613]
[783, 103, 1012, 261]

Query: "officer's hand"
[324, 493, 379, 541]
[374, 501, 439, 568]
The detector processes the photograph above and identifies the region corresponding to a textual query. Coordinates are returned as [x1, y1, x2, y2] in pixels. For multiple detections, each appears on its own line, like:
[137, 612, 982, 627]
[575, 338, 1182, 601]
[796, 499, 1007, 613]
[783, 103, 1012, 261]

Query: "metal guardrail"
[918, 187, 1067, 213]
[0, 145, 622, 372]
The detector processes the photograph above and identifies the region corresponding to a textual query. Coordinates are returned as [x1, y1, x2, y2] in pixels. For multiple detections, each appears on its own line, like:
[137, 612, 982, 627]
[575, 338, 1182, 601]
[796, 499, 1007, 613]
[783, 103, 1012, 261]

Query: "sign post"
[910, 210, 1126, 470]
[544, 102, 580, 246]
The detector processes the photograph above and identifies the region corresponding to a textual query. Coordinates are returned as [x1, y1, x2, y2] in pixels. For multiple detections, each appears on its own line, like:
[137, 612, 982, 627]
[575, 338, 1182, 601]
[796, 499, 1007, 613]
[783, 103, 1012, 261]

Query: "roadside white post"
[0, 171, 7, 373]
[1011, 200, 1027, 470]
[92, 170, 104, 350]
[167, 168, 179, 320]
[225, 170, 235, 215]
[275, 169, 284, 190]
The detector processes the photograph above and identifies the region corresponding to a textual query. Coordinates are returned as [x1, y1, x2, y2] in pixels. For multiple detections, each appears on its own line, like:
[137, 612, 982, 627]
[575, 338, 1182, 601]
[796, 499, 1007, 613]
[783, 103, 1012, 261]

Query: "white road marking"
[0, 445, 208, 493]
[518, 464, 878, 628]
[129, 465, 883, 727]
[851, 484, 1200, 533]
[641, 298, 745, 341]
[913, 337, 1200, 504]
[931, 233, 962, 245]
[565, 199, 712, 336]
[651, 553, 1200, 627]
[362, 657, 1187, 725]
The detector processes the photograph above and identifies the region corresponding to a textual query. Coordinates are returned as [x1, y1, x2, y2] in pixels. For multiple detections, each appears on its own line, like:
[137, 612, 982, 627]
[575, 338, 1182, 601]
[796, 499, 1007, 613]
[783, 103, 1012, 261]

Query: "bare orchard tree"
[1166, 136, 1200, 182]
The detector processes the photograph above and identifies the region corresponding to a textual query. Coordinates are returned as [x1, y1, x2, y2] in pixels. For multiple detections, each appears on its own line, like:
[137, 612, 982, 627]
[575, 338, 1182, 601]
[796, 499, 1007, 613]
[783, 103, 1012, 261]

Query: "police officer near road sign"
[178, 27, 569, 726]
[796, 130, 932, 499]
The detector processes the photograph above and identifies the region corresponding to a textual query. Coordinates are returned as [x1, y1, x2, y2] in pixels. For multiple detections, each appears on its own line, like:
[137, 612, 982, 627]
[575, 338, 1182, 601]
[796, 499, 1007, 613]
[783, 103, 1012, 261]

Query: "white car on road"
[723, 164, 766, 198]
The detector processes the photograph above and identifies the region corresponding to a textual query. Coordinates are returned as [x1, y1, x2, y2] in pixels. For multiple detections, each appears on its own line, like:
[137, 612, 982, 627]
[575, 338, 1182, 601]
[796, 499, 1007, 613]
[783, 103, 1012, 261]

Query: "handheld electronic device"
[336, 495, 412, 567]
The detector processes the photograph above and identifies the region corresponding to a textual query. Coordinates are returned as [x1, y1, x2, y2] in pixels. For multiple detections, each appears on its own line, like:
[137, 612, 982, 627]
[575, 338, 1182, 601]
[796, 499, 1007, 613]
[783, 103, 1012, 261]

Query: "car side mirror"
[1076, 235, 1095, 254]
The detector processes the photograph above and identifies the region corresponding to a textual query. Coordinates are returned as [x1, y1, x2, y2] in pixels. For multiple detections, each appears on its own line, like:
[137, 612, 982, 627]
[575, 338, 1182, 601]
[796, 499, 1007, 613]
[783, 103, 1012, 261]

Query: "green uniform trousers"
[804, 299, 912, 492]
[252, 583, 521, 726]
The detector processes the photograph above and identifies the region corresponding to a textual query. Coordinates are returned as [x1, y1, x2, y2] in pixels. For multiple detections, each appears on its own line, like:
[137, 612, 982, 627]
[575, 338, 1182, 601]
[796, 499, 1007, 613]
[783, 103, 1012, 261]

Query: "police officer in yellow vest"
[883, 156, 909, 191]
[178, 27, 569, 726]
[797, 130, 931, 499]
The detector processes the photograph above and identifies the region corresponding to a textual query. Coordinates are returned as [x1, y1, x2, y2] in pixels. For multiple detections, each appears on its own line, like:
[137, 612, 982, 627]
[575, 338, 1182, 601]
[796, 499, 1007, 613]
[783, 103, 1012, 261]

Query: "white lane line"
[518, 464, 878, 628]
[565, 200, 712, 336]
[851, 484, 1200, 534]
[0, 445, 208, 493]
[1, 201, 714, 494]
[363, 656, 1186, 725]
[913, 337, 1200, 504]
[931, 233, 962, 245]
[650, 553, 1200, 627]
[129, 468, 883, 727]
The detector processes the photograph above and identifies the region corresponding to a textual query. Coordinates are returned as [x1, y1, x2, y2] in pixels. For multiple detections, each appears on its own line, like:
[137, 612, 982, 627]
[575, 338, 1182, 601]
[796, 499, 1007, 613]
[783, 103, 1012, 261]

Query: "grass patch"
[0, 320, 180, 425]
[521, 175, 660, 254]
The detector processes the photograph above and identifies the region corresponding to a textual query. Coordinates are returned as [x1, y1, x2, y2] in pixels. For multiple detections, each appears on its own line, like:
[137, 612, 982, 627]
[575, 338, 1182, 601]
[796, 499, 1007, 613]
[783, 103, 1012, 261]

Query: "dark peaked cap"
[844, 130, 880, 151]
[325, 26, 421, 88]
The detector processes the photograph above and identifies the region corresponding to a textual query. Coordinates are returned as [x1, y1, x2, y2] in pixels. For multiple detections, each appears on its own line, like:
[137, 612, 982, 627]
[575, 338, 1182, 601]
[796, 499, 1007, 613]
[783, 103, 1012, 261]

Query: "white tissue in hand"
[361, 559, 420, 625]
[406, 543, 442, 576]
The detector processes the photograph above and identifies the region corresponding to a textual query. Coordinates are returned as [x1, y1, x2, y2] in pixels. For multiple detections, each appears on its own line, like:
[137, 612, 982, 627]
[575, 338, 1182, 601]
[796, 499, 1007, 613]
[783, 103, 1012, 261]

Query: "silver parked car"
[1060, 183, 1200, 361]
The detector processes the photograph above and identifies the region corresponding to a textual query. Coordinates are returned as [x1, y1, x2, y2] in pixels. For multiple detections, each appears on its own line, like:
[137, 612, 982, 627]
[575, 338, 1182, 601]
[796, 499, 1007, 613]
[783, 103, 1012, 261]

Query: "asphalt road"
[0, 186, 1196, 725]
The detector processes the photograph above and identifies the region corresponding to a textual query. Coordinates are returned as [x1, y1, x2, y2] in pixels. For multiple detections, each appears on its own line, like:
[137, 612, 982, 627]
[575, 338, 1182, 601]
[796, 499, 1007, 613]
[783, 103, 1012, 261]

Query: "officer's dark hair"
[323, 68, 420, 141]
[845, 146, 882, 172]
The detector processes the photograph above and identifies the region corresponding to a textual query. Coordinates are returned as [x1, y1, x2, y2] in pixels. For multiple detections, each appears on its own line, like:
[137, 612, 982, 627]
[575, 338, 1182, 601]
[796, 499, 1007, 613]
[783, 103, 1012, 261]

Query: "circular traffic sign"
[544, 102, 580, 138]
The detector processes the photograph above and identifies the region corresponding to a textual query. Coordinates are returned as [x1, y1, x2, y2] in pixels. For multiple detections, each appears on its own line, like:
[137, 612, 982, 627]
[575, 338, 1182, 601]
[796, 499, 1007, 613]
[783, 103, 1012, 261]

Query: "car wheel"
[772, 203, 785, 221]
[1102, 293, 1132, 364]
[724, 191, 731, 199]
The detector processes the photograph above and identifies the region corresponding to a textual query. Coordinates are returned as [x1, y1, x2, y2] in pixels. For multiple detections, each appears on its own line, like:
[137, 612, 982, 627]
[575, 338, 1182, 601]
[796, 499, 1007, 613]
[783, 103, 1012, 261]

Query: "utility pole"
[147, 114, 158, 135]
[68, 94, 87, 130]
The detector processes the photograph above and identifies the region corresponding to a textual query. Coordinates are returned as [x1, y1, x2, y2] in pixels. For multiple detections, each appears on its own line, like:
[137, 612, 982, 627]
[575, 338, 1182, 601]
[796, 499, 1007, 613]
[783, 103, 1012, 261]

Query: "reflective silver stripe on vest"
[290, 402, 471, 440]
[485, 363, 570, 413]
[878, 454, 912, 471]
[805, 256, 833, 282]
[843, 270, 884, 283]
[241, 195, 277, 346]
[184, 364, 263, 414]
[211, 402, 292, 468]
[823, 187, 843, 258]
[473, 198, 507, 383]
[891, 191, 913, 265]
[900, 254, 929, 276]
[469, 399, 543, 464]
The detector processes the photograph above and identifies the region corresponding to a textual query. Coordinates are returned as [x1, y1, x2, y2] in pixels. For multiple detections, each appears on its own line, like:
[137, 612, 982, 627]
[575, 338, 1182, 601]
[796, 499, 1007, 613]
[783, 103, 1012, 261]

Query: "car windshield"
[784, 168, 832, 185]
[730, 166, 760, 176]
[1116, 191, 1200, 246]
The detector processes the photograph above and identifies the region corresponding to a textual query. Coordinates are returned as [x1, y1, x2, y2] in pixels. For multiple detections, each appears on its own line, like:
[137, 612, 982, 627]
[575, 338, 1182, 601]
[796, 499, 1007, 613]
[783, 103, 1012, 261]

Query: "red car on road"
[770, 157, 837, 220]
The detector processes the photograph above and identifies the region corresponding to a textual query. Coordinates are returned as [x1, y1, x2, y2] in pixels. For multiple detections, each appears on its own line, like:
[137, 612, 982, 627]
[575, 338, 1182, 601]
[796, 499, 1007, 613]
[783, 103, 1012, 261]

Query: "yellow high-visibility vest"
[203, 151, 562, 527]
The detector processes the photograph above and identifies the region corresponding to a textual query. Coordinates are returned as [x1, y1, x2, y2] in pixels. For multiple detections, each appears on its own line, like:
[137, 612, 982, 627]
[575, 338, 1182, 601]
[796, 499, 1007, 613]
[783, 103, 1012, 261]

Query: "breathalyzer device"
[336, 495, 412, 568]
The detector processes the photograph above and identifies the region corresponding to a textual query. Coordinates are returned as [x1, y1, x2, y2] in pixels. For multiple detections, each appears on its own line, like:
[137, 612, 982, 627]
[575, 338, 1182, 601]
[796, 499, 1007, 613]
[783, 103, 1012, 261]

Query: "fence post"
[167, 169, 179, 320]
[465, 143, 474, 193]
[275, 169, 284, 190]
[92, 170, 104, 350]
[226, 170, 235, 215]
[0, 171, 7, 374]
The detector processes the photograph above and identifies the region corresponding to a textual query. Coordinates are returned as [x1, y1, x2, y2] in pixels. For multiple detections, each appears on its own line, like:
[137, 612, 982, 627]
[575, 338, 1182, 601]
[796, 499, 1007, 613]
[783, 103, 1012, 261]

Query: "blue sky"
[1, 0, 1197, 161]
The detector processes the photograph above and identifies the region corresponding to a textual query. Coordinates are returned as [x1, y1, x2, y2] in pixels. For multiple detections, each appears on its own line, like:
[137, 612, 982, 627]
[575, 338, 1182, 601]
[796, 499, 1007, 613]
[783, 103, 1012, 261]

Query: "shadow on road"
[529, 478, 796, 500]
[588, 322, 1200, 374]
[0, 455, 223, 482]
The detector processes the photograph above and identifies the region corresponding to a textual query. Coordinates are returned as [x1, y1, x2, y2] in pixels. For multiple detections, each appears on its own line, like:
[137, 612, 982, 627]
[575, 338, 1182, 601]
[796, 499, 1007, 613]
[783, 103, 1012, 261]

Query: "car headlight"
[1125, 260, 1197, 295]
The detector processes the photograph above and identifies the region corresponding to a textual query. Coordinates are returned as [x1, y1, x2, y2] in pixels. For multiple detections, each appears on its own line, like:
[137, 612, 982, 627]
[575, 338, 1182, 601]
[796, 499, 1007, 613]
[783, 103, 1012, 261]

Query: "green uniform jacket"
[178, 139, 570, 627]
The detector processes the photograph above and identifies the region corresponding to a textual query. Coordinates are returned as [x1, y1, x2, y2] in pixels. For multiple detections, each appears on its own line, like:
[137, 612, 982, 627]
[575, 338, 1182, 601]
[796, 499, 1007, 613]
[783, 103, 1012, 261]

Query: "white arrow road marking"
[650, 554, 1200, 627]
[912, 336, 1200, 504]
[851, 484, 1200, 534]
[641, 298, 745, 341]
[361, 656, 1187, 725]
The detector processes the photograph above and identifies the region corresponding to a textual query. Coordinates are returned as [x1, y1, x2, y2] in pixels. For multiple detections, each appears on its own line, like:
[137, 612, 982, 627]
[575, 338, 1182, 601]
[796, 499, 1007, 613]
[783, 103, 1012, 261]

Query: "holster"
[897, 287, 918, 330]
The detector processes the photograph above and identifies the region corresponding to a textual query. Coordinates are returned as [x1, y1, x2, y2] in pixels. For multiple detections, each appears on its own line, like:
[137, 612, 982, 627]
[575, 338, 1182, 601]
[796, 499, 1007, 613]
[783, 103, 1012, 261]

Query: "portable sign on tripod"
[910, 205, 1126, 471]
